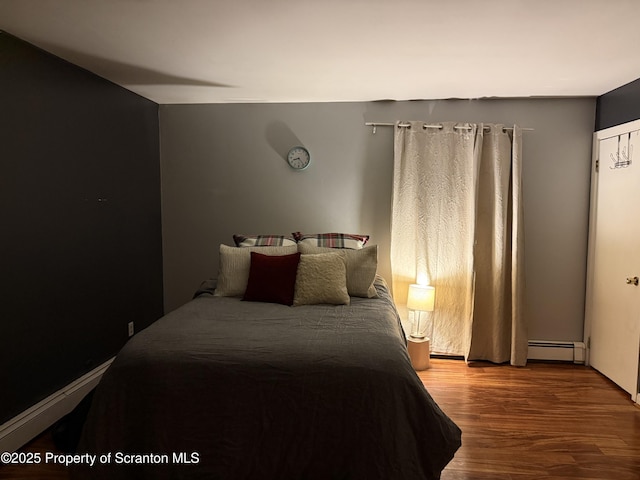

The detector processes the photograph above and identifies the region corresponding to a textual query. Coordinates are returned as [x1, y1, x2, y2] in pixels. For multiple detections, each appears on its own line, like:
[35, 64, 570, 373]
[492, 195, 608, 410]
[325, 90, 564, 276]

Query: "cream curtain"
[390, 121, 527, 366]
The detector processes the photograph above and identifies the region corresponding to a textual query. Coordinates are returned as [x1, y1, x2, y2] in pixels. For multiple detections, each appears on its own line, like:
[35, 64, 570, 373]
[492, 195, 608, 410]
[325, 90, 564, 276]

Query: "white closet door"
[588, 128, 640, 402]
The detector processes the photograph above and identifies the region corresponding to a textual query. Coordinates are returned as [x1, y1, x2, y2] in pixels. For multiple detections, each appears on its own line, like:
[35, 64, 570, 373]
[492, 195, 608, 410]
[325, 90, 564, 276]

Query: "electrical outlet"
[128, 322, 134, 337]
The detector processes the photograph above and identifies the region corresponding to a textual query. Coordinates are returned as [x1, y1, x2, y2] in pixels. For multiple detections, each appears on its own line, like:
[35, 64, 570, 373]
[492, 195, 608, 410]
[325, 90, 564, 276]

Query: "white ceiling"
[2, 0, 640, 104]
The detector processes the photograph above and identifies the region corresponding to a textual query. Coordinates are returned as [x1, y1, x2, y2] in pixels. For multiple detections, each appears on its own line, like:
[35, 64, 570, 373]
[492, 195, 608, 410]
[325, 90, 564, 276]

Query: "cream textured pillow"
[293, 253, 350, 306]
[297, 244, 378, 298]
[214, 244, 298, 297]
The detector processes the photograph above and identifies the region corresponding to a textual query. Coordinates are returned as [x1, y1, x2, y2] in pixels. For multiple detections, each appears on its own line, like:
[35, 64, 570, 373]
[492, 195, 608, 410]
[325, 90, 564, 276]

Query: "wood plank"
[420, 359, 640, 480]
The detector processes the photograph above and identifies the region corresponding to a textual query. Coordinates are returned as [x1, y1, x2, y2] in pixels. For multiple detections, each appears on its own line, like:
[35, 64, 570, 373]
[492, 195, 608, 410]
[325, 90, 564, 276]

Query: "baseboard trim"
[0, 357, 114, 453]
[528, 340, 586, 364]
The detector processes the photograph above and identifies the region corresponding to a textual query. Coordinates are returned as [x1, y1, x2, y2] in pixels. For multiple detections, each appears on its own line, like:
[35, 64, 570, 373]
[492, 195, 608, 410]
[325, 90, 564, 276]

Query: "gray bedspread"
[73, 279, 461, 479]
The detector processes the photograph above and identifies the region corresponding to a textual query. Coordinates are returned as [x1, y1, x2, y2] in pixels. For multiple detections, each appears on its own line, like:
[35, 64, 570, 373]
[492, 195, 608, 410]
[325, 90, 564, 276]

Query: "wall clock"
[287, 146, 311, 170]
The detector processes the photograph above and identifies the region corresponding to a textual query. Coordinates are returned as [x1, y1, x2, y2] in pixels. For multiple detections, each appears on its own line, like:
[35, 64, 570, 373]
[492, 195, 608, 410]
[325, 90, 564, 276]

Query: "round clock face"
[287, 146, 311, 170]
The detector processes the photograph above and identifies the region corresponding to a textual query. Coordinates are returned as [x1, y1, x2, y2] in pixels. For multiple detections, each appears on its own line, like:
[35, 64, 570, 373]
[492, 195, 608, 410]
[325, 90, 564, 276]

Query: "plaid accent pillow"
[233, 234, 297, 247]
[292, 232, 369, 249]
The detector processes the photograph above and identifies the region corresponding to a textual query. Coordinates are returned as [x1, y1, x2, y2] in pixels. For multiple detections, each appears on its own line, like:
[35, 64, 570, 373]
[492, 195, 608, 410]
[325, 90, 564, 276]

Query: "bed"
[73, 238, 461, 480]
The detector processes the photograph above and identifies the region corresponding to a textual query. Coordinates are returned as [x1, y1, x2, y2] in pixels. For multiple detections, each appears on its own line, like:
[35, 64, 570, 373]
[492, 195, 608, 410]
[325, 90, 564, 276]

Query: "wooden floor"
[423, 359, 640, 480]
[2, 359, 639, 479]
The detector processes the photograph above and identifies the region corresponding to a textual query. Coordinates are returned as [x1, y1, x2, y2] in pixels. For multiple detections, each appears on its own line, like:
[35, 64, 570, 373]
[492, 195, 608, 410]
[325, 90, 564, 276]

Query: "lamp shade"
[407, 284, 435, 312]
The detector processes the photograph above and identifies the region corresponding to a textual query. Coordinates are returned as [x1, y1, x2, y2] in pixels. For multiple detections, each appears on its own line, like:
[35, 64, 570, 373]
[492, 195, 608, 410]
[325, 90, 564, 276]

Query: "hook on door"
[626, 276, 639, 286]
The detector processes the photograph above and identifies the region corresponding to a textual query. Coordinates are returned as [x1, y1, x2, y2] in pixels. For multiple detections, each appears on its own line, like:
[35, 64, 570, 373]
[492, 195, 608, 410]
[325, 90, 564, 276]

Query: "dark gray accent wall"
[596, 77, 640, 130]
[0, 32, 164, 423]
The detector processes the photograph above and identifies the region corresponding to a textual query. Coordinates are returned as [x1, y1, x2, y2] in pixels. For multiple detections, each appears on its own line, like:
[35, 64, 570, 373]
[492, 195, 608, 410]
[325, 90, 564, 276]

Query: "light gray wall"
[160, 98, 596, 342]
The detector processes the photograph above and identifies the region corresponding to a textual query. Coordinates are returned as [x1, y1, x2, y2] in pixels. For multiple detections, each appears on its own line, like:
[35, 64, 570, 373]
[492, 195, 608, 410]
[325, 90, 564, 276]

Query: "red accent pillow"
[243, 252, 301, 306]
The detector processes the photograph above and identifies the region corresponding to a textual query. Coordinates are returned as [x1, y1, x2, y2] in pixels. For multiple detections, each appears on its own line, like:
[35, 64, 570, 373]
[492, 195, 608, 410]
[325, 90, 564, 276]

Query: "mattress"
[72, 278, 461, 479]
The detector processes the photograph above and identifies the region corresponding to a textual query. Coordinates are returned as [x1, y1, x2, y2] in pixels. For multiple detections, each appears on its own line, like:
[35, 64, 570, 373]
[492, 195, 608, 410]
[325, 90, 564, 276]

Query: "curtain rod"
[364, 122, 534, 134]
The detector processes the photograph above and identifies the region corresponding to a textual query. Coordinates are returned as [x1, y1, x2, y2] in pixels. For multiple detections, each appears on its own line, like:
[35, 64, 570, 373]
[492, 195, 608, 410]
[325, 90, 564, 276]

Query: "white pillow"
[297, 244, 378, 298]
[293, 253, 350, 306]
[214, 244, 298, 297]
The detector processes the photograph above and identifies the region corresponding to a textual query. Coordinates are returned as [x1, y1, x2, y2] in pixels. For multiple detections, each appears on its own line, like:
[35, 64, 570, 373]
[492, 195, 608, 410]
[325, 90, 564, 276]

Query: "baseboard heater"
[528, 340, 586, 364]
[0, 357, 114, 453]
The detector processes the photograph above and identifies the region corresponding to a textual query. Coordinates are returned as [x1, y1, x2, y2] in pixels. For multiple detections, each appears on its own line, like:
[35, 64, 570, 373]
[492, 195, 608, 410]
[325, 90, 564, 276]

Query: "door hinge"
[595, 159, 600, 172]
[587, 336, 591, 349]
